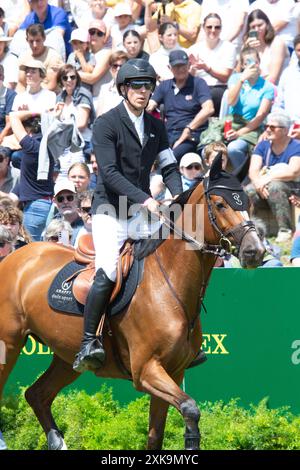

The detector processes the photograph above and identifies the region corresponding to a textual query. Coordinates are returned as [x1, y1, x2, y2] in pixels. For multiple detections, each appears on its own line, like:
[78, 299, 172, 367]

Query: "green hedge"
[1, 386, 300, 450]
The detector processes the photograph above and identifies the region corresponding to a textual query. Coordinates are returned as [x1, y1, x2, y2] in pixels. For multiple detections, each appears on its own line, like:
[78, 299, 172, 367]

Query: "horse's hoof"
[0, 430, 7, 450]
[47, 429, 68, 450]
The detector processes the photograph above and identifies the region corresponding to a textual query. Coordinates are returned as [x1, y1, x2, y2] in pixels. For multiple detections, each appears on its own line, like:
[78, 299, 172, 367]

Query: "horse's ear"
[232, 156, 250, 183]
[209, 152, 223, 180]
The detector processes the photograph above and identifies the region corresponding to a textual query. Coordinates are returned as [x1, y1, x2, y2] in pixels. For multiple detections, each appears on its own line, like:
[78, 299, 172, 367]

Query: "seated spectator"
[51, 179, 84, 245]
[0, 146, 19, 202]
[145, 0, 201, 50]
[179, 153, 204, 191]
[79, 19, 112, 108]
[244, 111, 300, 243]
[249, 0, 298, 55]
[17, 0, 72, 59]
[0, 27, 19, 89]
[0, 1, 30, 37]
[272, 34, 300, 122]
[225, 47, 274, 169]
[43, 218, 73, 245]
[123, 30, 149, 61]
[148, 50, 214, 163]
[0, 65, 17, 144]
[0, 224, 14, 259]
[68, 162, 91, 193]
[17, 23, 64, 93]
[0, 7, 10, 36]
[71, 0, 115, 36]
[96, 50, 127, 116]
[188, 13, 237, 116]
[202, 141, 228, 172]
[56, 64, 96, 172]
[74, 189, 93, 247]
[148, 22, 180, 82]
[111, 3, 145, 51]
[0, 205, 32, 249]
[243, 9, 290, 84]
[9, 111, 54, 241]
[12, 59, 56, 115]
[67, 28, 95, 94]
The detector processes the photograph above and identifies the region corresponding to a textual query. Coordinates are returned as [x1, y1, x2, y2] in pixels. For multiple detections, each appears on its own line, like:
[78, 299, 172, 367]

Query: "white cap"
[54, 179, 76, 197]
[114, 3, 132, 17]
[70, 28, 90, 43]
[180, 153, 202, 168]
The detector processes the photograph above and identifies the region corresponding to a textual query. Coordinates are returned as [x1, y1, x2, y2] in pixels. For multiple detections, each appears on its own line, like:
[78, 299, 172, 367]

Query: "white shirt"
[92, 49, 112, 98]
[0, 53, 19, 88]
[124, 102, 144, 145]
[149, 46, 181, 81]
[97, 79, 123, 116]
[273, 62, 300, 120]
[249, 0, 297, 49]
[12, 88, 56, 114]
[188, 39, 237, 86]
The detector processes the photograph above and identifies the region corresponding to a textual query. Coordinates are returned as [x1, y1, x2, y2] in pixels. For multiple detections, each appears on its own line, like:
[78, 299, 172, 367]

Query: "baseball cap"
[114, 3, 132, 17]
[70, 28, 90, 43]
[88, 19, 106, 34]
[19, 58, 46, 78]
[180, 153, 202, 168]
[169, 50, 189, 67]
[54, 180, 76, 198]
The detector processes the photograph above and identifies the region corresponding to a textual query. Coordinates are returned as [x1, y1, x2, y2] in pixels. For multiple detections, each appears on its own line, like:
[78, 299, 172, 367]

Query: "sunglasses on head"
[89, 29, 105, 37]
[80, 206, 91, 214]
[56, 194, 75, 203]
[205, 25, 221, 30]
[125, 80, 154, 90]
[0, 155, 8, 163]
[264, 124, 285, 131]
[62, 74, 76, 82]
[186, 164, 202, 170]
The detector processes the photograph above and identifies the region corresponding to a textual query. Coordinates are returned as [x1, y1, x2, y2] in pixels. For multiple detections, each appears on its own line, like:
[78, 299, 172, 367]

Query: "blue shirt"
[152, 74, 212, 133]
[254, 139, 300, 166]
[0, 87, 16, 131]
[228, 73, 275, 121]
[20, 4, 72, 57]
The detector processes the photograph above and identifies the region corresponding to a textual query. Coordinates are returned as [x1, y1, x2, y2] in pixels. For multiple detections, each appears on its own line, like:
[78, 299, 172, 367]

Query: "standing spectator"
[0, 146, 19, 201]
[96, 50, 127, 116]
[148, 50, 214, 163]
[148, 22, 180, 82]
[18, 0, 72, 59]
[68, 162, 91, 193]
[79, 19, 111, 108]
[244, 8, 290, 84]
[188, 13, 237, 116]
[123, 30, 149, 61]
[51, 179, 84, 245]
[272, 34, 300, 122]
[0, 65, 17, 144]
[146, 0, 202, 50]
[0, 28, 19, 89]
[225, 47, 274, 169]
[17, 24, 64, 92]
[10, 111, 54, 241]
[245, 111, 300, 243]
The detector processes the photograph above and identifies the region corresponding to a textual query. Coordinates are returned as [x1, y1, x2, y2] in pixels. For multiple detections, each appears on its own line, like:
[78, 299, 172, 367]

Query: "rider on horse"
[73, 59, 183, 373]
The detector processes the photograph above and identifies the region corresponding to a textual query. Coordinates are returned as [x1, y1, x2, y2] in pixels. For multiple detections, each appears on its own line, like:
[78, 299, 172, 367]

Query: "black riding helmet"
[116, 59, 157, 96]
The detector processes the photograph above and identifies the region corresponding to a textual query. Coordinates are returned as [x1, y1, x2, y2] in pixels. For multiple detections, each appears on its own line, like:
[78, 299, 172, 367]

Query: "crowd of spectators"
[1, 0, 300, 268]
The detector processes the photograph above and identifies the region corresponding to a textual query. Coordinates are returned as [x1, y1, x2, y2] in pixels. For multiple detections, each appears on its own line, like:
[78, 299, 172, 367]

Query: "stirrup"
[186, 350, 207, 369]
[73, 337, 105, 373]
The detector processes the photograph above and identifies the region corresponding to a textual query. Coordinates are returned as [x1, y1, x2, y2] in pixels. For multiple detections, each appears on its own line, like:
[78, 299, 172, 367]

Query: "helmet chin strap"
[121, 87, 152, 113]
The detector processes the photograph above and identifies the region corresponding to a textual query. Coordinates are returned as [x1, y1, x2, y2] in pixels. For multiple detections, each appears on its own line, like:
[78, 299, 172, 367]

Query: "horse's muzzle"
[238, 229, 265, 269]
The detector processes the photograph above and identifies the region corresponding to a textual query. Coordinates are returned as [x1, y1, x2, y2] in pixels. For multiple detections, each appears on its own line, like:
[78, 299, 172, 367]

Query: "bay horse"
[0, 154, 265, 450]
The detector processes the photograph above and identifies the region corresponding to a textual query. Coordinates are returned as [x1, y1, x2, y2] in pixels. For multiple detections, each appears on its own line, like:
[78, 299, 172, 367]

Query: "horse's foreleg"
[148, 396, 169, 450]
[24, 354, 79, 450]
[137, 360, 200, 450]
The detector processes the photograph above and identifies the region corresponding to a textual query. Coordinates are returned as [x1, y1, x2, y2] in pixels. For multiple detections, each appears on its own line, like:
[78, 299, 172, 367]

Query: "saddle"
[71, 234, 135, 306]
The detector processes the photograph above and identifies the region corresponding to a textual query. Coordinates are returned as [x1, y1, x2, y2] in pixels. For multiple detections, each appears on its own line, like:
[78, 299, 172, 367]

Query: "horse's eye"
[215, 201, 226, 210]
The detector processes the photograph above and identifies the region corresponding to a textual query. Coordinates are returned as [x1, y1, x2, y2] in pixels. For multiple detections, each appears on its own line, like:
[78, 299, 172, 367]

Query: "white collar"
[124, 102, 144, 124]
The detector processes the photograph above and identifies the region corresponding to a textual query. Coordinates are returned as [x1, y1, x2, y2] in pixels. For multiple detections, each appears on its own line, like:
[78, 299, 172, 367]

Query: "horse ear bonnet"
[207, 152, 249, 211]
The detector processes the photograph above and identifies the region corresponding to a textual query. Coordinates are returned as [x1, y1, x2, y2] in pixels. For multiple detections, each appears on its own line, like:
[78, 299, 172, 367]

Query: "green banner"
[5, 268, 300, 412]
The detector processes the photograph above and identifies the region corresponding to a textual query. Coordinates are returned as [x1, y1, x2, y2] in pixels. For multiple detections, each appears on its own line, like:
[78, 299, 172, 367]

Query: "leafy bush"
[1, 387, 300, 450]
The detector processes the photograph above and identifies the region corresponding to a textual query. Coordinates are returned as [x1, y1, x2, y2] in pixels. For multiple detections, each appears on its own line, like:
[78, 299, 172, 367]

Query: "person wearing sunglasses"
[179, 153, 204, 191]
[74, 189, 94, 248]
[96, 50, 128, 116]
[73, 58, 183, 373]
[51, 179, 84, 246]
[78, 19, 111, 110]
[188, 13, 237, 116]
[245, 111, 300, 243]
[43, 218, 73, 245]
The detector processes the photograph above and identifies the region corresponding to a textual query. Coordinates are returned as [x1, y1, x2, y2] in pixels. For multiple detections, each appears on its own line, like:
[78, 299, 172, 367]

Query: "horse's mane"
[134, 181, 202, 260]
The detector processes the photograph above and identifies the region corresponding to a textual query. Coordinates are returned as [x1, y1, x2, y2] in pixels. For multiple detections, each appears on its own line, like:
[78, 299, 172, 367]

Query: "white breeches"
[92, 211, 162, 282]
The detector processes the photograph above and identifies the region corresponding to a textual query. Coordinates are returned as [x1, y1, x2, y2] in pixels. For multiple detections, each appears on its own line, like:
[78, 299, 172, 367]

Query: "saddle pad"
[48, 259, 144, 317]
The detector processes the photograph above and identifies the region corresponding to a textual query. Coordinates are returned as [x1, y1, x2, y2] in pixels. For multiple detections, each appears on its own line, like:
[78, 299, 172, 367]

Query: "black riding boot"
[73, 268, 114, 373]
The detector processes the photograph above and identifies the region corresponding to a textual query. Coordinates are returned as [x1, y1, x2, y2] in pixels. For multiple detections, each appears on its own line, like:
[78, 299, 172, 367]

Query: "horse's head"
[202, 152, 265, 268]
